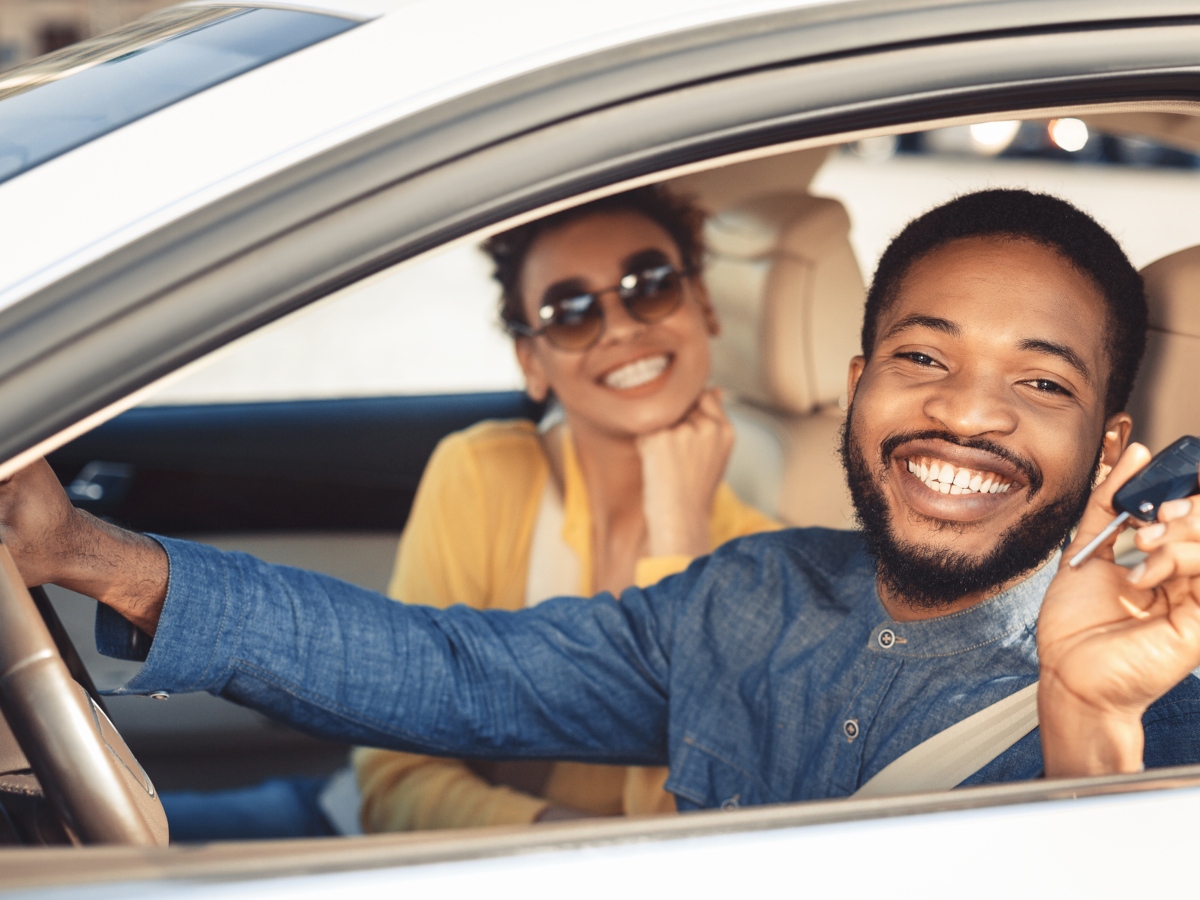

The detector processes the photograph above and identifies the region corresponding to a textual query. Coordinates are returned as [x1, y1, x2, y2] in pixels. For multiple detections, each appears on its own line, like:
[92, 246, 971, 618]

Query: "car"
[3, 0, 1200, 893]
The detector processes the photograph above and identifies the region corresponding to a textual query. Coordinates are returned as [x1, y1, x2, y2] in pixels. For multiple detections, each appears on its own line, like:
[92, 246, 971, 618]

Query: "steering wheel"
[0, 543, 167, 845]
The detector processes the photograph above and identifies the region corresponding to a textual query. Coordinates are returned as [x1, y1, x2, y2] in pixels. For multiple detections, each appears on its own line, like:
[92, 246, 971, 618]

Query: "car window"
[0, 6, 357, 185]
[145, 241, 522, 406]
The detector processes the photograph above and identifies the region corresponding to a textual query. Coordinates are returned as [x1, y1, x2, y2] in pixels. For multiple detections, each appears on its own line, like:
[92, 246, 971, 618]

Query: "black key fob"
[1113, 435, 1200, 523]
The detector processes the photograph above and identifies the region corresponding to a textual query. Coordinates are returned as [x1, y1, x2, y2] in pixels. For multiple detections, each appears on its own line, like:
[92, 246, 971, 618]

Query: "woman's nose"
[922, 370, 1018, 437]
[596, 292, 646, 344]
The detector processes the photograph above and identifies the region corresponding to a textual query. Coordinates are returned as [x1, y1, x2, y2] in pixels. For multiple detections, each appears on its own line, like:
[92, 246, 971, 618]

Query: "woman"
[355, 186, 781, 830]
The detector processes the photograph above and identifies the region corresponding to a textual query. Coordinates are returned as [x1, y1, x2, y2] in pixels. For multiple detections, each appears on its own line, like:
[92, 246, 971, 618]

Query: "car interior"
[6, 102, 1200, 852]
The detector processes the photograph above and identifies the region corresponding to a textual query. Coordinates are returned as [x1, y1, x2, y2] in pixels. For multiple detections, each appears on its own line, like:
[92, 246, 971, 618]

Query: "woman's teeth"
[905, 457, 1012, 495]
[604, 355, 669, 389]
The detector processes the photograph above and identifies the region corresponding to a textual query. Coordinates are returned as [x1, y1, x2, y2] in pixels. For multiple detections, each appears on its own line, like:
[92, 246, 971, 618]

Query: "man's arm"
[1039, 444, 1200, 777]
[0, 459, 679, 763]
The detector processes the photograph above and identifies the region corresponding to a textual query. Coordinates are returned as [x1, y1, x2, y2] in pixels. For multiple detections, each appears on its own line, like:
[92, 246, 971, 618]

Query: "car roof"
[0, 0, 832, 313]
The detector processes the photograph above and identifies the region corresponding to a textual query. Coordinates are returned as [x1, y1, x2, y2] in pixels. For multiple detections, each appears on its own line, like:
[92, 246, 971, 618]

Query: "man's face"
[843, 236, 1129, 610]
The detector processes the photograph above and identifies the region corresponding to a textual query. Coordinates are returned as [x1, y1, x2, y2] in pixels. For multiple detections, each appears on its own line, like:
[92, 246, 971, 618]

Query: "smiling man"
[4, 188, 1200, 805]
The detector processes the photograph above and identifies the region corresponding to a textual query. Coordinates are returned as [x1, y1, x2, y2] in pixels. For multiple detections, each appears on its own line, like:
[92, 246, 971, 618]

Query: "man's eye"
[1028, 378, 1070, 396]
[897, 352, 937, 366]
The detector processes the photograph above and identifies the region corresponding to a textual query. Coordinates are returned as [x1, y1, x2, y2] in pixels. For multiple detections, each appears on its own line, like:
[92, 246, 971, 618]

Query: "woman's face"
[515, 210, 716, 439]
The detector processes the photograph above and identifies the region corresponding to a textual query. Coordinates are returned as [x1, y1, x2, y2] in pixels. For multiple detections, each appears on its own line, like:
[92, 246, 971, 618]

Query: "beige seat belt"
[853, 681, 1039, 798]
[524, 475, 581, 607]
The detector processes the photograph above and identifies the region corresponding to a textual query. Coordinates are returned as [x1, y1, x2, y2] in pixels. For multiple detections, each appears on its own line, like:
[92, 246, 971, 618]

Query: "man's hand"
[0, 458, 168, 635]
[1038, 443, 1200, 777]
[636, 389, 735, 558]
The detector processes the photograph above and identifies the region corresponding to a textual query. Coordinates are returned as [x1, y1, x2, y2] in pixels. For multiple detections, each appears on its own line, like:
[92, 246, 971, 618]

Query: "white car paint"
[0, 0, 835, 313]
[17, 784, 1200, 898]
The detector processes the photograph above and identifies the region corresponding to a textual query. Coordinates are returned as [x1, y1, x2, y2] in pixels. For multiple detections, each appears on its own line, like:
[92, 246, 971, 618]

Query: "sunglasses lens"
[622, 266, 685, 323]
[541, 293, 603, 350]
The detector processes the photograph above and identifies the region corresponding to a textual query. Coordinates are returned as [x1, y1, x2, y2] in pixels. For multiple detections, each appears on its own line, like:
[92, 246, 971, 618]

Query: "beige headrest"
[704, 194, 866, 414]
[1128, 245, 1200, 452]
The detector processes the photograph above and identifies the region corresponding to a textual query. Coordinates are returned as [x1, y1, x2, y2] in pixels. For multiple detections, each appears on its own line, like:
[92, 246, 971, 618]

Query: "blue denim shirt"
[98, 529, 1200, 810]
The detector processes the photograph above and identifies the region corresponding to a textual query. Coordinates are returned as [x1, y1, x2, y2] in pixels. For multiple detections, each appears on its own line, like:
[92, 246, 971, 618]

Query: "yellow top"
[355, 418, 781, 831]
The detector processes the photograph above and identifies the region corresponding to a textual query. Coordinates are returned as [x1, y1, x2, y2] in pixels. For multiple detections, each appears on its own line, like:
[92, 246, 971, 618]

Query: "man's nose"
[922, 369, 1018, 437]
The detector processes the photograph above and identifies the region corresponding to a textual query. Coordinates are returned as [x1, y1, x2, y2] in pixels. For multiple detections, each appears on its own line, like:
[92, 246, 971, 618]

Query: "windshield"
[0, 6, 357, 185]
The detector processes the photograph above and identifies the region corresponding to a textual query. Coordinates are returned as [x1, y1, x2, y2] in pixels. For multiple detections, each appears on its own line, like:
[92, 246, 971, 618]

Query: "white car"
[2, 0, 1200, 894]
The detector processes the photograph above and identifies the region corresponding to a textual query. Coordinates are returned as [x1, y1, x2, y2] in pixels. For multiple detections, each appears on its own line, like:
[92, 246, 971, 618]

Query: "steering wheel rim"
[0, 542, 166, 845]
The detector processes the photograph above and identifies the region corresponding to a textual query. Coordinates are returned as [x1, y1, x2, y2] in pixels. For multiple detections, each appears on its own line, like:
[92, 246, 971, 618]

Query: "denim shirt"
[97, 528, 1200, 811]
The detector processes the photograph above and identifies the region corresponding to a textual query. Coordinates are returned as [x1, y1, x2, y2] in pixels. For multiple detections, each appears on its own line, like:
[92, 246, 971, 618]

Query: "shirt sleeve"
[102, 536, 685, 766]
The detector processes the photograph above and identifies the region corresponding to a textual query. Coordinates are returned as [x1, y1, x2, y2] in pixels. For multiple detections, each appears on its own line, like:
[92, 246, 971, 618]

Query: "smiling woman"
[353, 186, 781, 834]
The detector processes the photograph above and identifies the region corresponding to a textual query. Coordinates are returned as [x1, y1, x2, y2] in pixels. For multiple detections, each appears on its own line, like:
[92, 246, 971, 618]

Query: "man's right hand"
[0, 458, 168, 635]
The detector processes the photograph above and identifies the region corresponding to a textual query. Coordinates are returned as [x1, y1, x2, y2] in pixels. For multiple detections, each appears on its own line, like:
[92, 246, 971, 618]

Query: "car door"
[8, 0, 1200, 887]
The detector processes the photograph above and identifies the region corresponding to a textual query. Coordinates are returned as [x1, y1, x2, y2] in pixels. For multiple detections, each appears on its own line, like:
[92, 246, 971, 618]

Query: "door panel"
[47, 391, 541, 533]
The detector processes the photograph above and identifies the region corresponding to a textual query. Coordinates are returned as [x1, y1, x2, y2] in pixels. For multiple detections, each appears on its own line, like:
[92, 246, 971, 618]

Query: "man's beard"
[838, 408, 1100, 610]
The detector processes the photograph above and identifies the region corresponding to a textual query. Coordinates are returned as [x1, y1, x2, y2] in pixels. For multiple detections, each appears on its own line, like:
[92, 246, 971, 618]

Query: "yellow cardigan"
[354, 419, 780, 831]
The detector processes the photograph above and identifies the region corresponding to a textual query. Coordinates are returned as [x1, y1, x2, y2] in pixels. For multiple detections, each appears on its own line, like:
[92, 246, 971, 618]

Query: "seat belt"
[524, 476, 581, 607]
[852, 681, 1039, 798]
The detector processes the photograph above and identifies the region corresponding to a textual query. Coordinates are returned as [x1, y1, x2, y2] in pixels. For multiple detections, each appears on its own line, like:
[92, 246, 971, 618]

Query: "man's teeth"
[604, 355, 669, 389]
[906, 458, 1011, 495]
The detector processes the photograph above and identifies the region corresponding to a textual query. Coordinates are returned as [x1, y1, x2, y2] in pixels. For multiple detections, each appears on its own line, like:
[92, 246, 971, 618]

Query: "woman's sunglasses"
[508, 263, 694, 351]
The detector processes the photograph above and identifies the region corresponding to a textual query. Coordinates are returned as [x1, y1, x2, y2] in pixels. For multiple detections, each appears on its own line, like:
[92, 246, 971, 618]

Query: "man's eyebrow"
[880, 314, 961, 342]
[1017, 338, 1094, 386]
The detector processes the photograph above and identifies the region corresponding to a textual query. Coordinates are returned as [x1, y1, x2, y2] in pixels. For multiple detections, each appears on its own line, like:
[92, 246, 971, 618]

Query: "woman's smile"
[600, 353, 674, 392]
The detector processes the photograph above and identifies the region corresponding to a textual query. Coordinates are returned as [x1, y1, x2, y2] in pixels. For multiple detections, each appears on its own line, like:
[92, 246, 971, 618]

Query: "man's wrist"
[56, 511, 168, 635]
[1039, 673, 1144, 778]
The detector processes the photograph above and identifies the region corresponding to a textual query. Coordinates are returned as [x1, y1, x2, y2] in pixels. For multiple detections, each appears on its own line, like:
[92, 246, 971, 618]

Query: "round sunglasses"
[507, 263, 694, 351]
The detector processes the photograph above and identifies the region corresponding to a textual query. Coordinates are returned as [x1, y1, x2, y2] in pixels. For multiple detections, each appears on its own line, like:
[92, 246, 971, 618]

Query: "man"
[4, 189, 1200, 805]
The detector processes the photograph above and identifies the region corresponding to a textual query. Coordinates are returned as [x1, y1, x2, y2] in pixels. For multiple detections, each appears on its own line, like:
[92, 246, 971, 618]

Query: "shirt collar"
[863, 551, 1058, 659]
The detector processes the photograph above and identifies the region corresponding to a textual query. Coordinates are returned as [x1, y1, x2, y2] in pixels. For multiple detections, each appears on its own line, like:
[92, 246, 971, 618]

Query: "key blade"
[1068, 511, 1132, 568]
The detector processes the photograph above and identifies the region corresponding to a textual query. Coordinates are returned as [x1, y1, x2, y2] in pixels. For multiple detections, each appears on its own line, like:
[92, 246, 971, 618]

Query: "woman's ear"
[695, 282, 720, 337]
[515, 338, 550, 403]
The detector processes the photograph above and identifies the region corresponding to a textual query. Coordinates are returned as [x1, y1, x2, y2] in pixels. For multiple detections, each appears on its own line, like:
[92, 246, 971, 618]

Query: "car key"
[1068, 435, 1200, 568]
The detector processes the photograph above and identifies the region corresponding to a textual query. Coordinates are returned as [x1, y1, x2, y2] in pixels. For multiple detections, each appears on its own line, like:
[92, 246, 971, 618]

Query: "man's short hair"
[484, 185, 706, 331]
[860, 189, 1147, 416]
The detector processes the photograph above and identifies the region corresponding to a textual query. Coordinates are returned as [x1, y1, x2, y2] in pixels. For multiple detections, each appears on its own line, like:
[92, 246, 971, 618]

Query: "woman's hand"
[1038, 443, 1200, 777]
[636, 388, 735, 558]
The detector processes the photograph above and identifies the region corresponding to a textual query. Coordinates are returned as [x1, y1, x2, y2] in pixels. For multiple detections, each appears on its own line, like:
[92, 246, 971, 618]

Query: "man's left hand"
[1039, 443, 1200, 777]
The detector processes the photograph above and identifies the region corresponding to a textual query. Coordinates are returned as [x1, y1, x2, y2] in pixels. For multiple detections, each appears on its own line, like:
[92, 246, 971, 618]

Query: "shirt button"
[877, 628, 896, 649]
[721, 795, 740, 810]
[843, 718, 859, 741]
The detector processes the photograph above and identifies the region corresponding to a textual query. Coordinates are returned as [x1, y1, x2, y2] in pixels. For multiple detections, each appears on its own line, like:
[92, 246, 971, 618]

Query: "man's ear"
[846, 356, 867, 408]
[1095, 412, 1134, 483]
[515, 339, 550, 403]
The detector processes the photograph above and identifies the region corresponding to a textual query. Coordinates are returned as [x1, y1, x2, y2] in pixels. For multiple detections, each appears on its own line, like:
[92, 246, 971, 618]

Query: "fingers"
[1129, 541, 1200, 589]
[1066, 444, 1152, 562]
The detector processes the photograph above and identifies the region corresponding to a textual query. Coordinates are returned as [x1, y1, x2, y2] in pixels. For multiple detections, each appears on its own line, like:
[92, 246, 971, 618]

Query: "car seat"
[700, 188, 865, 527]
[1128, 246, 1200, 453]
